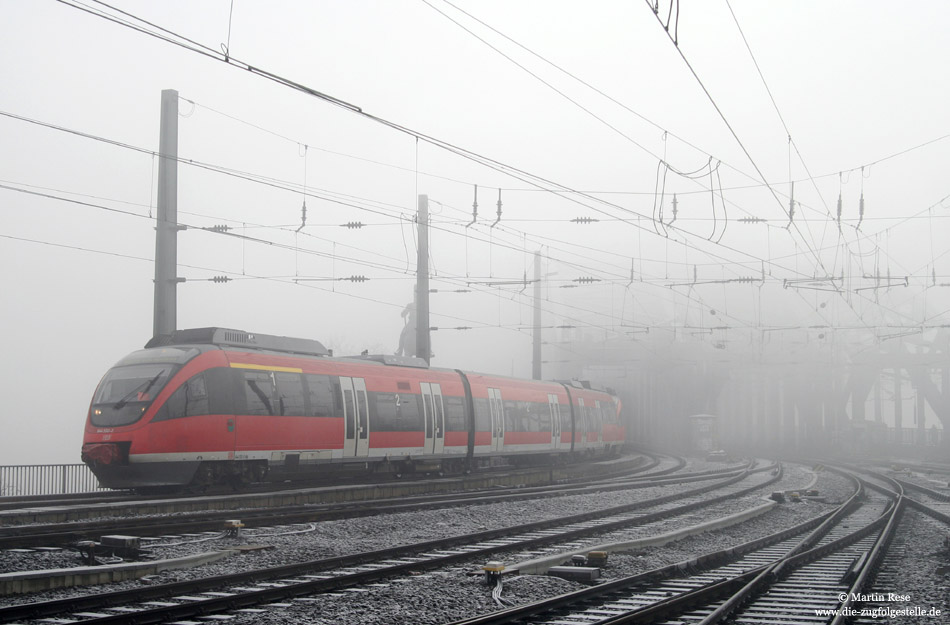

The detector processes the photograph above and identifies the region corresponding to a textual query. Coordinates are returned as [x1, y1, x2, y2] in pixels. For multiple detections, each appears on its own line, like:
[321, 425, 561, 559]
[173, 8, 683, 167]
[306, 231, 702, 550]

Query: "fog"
[2, 1, 948, 465]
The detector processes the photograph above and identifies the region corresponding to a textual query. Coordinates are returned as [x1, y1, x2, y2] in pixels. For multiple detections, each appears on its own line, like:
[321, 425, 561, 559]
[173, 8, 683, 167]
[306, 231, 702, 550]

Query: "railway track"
[442, 467, 908, 625]
[452, 463, 950, 625]
[0, 491, 136, 513]
[0, 457, 741, 550]
[838, 466, 950, 624]
[0, 453, 671, 524]
[0, 453, 669, 515]
[0, 461, 780, 623]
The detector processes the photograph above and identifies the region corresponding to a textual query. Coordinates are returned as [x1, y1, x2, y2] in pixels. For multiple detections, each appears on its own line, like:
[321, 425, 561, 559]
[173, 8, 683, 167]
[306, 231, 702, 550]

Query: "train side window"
[330, 379, 343, 420]
[600, 401, 616, 425]
[518, 401, 533, 432]
[503, 400, 516, 431]
[373, 392, 398, 430]
[159, 373, 210, 421]
[372, 392, 420, 432]
[205, 367, 236, 414]
[559, 402, 571, 432]
[576, 401, 587, 432]
[473, 397, 491, 431]
[504, 400, 530, 432]
[243, 371, 276, 416]
[274, 372, 306, 416]
[184, 375, 209, 417]
[397, 393, 423, 431]
[587, 403, 600, 432]
[535, 401, 551, 432]
[444, 396, 466, 431]
[304, 374, 334, 417]
[521, 401, 533, 431]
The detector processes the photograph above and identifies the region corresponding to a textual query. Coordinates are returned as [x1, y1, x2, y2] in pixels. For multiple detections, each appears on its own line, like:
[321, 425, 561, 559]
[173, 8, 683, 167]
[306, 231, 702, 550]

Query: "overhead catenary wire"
[0, 105, 826, 317]
[160, 96, 801, 296]
[422, 0, 792, 255]
[1, 104, 936, 334]
[642, 0, 828, 279]
[26, 0, 950, 342]
[641, 0, 898, 336]
[3, 34, 916, 348]
[52, 0, 830, 293]
[722, 0, 937, 334]
[0, 169, 724, 336]
[0, 106, 807, 311]
[2, 182, 675, 341]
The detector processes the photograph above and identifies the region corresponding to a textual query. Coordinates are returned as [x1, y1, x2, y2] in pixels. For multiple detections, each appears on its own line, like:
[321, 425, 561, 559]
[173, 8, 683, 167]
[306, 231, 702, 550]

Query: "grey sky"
[1, 1, 948, 464]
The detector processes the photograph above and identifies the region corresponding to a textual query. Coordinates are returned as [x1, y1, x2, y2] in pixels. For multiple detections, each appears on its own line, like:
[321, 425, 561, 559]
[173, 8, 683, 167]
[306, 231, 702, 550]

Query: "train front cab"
[81, 345, 230, 489]
[560, 382, 624, 457]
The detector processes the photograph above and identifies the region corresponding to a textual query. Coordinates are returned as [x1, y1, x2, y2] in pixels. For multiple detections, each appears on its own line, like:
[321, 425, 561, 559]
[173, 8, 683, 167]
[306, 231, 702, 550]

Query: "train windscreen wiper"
[113, 371, 165, 410]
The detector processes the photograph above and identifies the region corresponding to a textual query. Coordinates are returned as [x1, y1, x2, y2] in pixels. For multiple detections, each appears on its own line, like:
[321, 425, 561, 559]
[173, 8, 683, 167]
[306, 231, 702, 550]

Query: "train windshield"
[91, 363, 178, 426]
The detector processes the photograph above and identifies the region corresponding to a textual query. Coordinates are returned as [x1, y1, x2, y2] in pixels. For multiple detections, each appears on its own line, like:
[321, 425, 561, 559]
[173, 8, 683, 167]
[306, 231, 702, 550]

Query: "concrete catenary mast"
[415, 194, 430, 364]
[153, 89, 180, 339]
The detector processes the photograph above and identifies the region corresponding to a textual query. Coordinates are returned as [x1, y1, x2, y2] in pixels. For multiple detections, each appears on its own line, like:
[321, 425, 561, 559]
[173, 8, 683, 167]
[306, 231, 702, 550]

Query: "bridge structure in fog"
[548, 328, 949, 457]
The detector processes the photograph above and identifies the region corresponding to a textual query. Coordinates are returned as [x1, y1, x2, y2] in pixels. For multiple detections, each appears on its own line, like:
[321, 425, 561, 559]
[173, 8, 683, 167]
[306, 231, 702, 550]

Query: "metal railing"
[897, 426, 943, 446]
[0, 464, 104, 496]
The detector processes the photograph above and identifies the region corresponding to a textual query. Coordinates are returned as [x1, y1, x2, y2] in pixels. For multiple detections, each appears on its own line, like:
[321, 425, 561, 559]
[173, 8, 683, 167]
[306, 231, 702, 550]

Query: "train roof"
[341, 353, 430, 368]
[142, 328, 615, 395]
[145, 327, 330, 358]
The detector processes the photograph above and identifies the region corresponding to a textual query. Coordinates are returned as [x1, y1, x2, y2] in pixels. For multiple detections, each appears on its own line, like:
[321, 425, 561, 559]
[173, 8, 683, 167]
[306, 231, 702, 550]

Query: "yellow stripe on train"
[229, 363, 303, 373]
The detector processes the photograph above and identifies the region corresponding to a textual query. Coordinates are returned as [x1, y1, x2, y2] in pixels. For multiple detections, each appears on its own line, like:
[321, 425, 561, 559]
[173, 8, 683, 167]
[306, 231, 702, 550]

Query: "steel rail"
[0, 461, 751, 550]
[0, 463, 776, 623]
[445, 488, 858, 625]
[0, 452, 663, 513]
[830, 482, 905, 625]
[444, 468, 906, 625]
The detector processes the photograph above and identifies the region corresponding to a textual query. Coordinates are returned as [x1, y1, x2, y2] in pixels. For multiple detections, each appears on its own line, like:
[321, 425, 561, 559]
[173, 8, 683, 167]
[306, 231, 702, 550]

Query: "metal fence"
[891, 427, 944, 447]
[0, 464, 103, 496]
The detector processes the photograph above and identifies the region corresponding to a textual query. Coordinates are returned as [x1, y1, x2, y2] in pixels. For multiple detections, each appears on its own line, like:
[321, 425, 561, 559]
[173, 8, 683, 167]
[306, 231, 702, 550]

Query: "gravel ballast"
[0, 461, 864, 624]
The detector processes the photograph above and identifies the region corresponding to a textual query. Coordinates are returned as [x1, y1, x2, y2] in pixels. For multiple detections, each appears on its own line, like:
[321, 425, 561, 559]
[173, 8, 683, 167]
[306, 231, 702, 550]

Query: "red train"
[81, 328, 625, 490]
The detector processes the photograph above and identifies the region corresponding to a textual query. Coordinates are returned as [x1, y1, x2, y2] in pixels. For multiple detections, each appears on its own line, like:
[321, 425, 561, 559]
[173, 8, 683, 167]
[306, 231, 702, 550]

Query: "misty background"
[2, 1, 948, 464]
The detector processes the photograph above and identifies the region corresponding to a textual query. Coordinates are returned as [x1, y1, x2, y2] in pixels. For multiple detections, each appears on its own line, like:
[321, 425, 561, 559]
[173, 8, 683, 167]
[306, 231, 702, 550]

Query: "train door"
[339, 377, 369, 457]
[420, 382, 446, 455]
[432, 384, 445, 455]
[593, 400, 603, 444]
[353, 378, 369, 457]
[488, 388, 505, 452]
[548, 393, 562, 450]
[576, 397, 587, 451]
